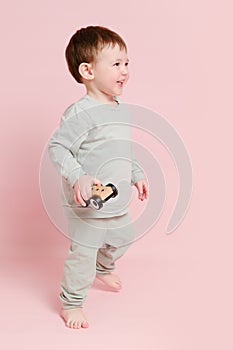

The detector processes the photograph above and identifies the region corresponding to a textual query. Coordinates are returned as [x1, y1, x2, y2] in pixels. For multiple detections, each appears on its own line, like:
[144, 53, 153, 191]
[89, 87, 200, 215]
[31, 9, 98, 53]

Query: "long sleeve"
[48, 112, 89, 187]
[131, 157, 144, 184]
[131, 143, 144, 184]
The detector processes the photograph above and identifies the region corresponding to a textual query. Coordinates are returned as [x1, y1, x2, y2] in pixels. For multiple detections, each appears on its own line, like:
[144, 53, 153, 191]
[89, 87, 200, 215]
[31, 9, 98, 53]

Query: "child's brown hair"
[65, 26, 127, 84]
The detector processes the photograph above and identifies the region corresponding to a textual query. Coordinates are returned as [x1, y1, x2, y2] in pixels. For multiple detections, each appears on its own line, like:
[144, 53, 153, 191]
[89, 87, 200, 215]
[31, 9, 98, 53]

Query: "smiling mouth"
[117, 81, 124, 86]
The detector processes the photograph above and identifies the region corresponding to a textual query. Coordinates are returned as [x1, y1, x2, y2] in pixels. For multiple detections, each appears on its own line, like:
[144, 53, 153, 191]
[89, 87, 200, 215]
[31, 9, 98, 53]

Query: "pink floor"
[1, 216, 232, 350]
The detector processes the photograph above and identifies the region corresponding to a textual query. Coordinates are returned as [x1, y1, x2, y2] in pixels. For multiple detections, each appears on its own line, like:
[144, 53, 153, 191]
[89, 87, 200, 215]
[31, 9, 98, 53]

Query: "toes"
[65, 319, 87, 329]
[66, 320, 72, 328]
[70, 320, 76, 329]
[73, 321, 79, 329]
[62, 309, 89, 330]
[112, 280, 121, 287]
[67, 320, 74, 328]
[82, 321, 89, 328]
[77, 321, 82, 329]
[114, 284, 121, 290]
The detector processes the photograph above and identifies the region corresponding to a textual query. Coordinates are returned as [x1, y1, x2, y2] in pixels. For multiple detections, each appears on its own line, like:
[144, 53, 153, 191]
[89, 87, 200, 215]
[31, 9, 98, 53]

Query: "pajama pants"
[60, 213, 134, 309]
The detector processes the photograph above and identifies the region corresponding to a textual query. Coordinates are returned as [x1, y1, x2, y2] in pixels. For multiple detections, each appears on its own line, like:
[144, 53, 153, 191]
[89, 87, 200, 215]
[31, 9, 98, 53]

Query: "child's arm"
[48, 112, 100, 201]
[48, 113, 88, 187]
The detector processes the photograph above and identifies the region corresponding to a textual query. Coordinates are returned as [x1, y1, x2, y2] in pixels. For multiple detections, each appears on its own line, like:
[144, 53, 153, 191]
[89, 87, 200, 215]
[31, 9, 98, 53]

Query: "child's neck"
[85, 88, 117, 105]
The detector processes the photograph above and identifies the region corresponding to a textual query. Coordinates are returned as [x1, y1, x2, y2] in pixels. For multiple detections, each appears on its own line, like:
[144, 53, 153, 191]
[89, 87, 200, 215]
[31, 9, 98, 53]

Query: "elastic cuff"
[131, 171, 144, 185]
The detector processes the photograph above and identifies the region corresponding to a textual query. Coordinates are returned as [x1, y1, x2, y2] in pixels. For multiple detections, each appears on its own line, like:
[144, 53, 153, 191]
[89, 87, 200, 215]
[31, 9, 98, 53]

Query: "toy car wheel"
[106, 183, 118, 198]
[89, 196, 103, 210]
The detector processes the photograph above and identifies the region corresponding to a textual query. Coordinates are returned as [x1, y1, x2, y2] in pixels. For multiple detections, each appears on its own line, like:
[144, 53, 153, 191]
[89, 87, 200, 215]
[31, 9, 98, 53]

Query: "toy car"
[85, 183, 118, 210]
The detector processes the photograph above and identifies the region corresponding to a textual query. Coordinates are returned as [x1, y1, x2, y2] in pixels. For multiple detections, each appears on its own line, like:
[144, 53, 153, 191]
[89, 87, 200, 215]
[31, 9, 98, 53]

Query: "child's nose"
[121, 66, 128, 75]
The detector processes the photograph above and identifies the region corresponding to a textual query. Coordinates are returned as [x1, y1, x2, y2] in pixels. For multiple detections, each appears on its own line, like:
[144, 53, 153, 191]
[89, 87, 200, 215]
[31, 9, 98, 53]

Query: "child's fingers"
[74, 177, 102, 206]
[85, 178, 100, 198]
[84, 185, 92, 200]
[141, 190, 146, 201]
[140, 190, 145, 201]
[84, 178, 101, 199]
[139, 182, 149, 201]
[74, 188, 87, 206]
[137, 183, 144, 200]
[93, 178, 101, 186]
[144, 183, 149, 199]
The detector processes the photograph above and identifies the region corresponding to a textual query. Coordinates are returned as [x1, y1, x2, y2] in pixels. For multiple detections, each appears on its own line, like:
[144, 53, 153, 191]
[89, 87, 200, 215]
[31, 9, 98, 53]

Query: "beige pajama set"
[48, 95, 143, 308]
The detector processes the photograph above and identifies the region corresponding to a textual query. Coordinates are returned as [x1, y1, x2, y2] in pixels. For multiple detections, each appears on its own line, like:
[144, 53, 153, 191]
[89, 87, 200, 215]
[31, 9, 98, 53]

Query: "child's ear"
[78, 63, 94, 81]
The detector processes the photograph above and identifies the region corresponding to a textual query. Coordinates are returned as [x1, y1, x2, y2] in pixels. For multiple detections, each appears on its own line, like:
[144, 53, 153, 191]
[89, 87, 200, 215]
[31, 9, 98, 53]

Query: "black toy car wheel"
[89, 196, 103, 210]
[106, 183, 118, 198]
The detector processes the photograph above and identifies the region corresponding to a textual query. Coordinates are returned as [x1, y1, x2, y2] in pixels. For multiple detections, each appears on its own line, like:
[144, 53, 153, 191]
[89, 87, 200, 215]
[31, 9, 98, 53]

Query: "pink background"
[1, 0, 232, 348]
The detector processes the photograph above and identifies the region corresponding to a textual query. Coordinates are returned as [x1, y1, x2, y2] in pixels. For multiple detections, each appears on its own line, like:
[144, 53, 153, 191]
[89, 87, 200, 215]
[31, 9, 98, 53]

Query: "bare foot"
[61, 307, 89, 329]
[96, 273, 122, 291]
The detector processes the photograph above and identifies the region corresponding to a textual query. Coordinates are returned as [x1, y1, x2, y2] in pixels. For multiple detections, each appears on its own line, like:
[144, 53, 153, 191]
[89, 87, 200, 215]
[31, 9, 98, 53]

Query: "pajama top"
[48, 94, 143, 219]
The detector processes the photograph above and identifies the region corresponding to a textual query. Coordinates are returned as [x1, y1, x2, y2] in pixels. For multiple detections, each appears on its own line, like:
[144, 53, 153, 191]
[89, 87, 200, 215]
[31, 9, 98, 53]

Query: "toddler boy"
[48, 26, 148, 329]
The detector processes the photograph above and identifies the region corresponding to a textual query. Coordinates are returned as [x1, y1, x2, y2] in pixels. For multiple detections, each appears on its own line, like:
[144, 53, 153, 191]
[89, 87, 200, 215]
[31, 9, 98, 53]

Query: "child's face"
[91, 44, 129, 99]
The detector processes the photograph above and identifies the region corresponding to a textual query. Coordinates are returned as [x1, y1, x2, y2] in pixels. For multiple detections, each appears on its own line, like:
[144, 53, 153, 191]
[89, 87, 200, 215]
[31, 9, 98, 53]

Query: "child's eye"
[114, 62, 120, 66]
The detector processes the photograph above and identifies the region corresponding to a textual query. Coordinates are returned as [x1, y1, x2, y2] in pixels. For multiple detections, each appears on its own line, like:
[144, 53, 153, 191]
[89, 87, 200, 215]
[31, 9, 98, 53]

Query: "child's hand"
[134, 178, 149, 201]
[73, 175, 101, 206]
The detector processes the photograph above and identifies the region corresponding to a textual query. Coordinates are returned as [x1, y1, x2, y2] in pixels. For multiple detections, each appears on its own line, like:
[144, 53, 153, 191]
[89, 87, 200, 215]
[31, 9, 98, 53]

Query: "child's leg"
[60, 241, 98, 328]
[96, 243, 130, 290]
[60, 217, 108, 328]
[60, 241, 98, 308]
[96, 242, 130, 275]
[96, 213, 134, 290]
